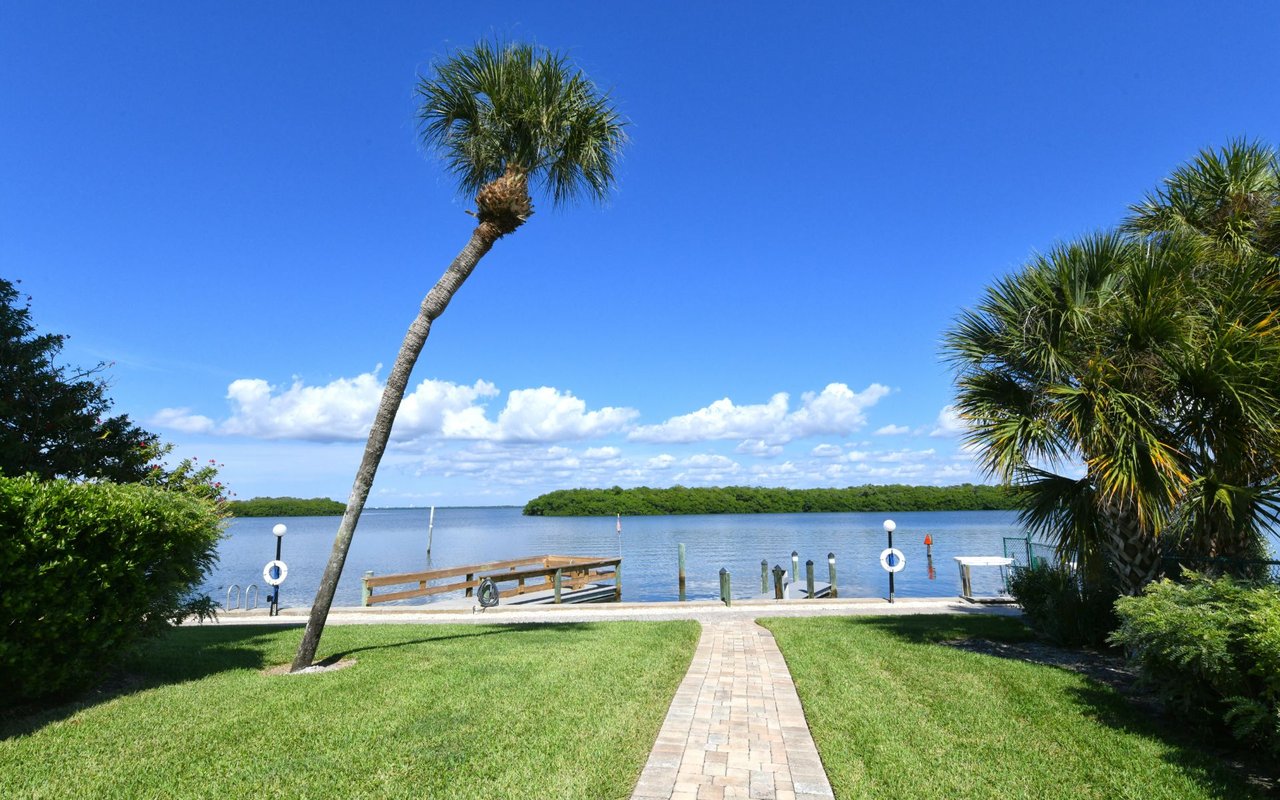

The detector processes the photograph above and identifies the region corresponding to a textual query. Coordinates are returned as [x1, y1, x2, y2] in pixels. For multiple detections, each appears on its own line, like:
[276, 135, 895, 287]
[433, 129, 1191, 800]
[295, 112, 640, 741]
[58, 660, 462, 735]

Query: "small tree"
[0, 278, 158, 481]
[292, 41, 626, 670]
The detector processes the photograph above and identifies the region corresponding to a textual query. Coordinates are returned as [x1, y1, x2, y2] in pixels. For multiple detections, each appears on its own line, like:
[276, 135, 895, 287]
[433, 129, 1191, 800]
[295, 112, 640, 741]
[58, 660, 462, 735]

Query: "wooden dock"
[361, 555, 622, 607]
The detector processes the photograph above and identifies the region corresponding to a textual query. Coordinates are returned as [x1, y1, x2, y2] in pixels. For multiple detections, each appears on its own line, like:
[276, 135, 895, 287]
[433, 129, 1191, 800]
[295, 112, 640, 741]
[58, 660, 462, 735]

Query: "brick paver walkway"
[630, 619, 834, 800]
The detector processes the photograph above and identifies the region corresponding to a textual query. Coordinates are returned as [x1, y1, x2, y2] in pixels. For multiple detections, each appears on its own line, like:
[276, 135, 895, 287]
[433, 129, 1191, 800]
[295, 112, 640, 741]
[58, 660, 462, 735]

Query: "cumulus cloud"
[150, 407, 216, 434]
[736, 439, 783, 457]
[875, 424, 910, 436]
[492, 387, 637, 442]
[629, 383, 889, 444]
[672, 453, 742, 484]
[152, 371, 636, 447]
[930, 405, 968, 438]
[811, 443, 843, 458]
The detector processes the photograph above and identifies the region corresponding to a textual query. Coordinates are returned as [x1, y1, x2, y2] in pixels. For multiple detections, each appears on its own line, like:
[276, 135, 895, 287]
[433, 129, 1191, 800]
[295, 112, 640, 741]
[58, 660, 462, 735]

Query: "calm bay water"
[208, 507, 1030, 609]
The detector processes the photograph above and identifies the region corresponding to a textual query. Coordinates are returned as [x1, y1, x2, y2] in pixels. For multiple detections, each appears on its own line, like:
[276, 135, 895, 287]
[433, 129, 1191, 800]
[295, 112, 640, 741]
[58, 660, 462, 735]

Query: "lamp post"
[270, 524, 287, 616]
[884, 519, 896, 603]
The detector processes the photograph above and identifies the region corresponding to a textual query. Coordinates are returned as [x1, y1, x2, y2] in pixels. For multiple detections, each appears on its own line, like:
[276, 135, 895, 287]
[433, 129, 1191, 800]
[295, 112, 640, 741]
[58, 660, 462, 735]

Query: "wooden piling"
[772, 564, 786, 599]
[806, 559, 815, 599]
[678, 543, 686, 602]
[791, 551, 799, 582]
[761, 559, 769, 593]
[362, 570, 373, 607]
[828, 552, 837, 598]
[719, 568, 732, 607]
[553, 568, 563, 604]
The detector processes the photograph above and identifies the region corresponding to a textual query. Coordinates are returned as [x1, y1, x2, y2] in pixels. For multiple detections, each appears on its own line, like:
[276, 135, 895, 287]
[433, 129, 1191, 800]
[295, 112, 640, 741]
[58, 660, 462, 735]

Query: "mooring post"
[719, 568, 732, 607]
[678, 543, 687, 602]
[362, 570, 373, 607]
[772, 564, 786, 599]
[828, 552, 838, 598]
[806, 559, 815, 599]
[614, 560, 623, 602]
[791, 550, 799, 582]
[554, 568, 563, 604]
[761, 559, 769, 593]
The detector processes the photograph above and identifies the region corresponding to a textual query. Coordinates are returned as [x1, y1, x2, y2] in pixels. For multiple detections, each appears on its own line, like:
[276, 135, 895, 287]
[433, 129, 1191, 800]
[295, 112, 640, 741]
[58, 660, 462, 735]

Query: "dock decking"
[361, 554, 622, 607]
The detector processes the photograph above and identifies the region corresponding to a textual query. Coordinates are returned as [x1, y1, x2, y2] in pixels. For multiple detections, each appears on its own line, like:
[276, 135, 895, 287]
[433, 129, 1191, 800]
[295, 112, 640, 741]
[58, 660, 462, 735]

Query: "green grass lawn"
[0, 621, 698, 799]
[763, 614, 1264, 800]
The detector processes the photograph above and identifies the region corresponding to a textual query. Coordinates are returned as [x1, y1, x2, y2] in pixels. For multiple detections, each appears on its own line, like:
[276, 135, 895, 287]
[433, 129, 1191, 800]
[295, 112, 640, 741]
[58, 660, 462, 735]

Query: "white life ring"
[263, 559, 288, 586]
[879, 548, 906, 573]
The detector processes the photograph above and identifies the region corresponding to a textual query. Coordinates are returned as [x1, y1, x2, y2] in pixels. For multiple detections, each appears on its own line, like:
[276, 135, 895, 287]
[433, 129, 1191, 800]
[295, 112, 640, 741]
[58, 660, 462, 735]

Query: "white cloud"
[736, 439, 783, 457]
[930, 405, 968, 438]
[811, 443, 843, 458]
[154, 371, 636, 447]
[672, 453, 742, 484]
[629, 392, 789, 443]
[875, 424, 910, 436]
[150, 407, 215, 434]
[583, 446, 621, 460]
[629, 383, 889, 444]
[647, 454, 677, 470]
[492, 387, 637, 442]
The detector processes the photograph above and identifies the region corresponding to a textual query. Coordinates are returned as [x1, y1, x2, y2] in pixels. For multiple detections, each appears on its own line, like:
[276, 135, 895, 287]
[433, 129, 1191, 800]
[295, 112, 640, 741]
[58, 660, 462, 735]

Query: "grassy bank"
[764, 614, 1264, 799]
[0, 621, 698, 799]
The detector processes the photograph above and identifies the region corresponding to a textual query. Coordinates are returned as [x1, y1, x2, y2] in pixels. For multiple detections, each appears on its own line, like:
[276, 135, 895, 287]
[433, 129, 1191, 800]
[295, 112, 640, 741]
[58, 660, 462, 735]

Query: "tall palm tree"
[1126, 140, 1280, 562]
[292, 41, 626, 671]
[947, 142, 1280, 593]
[945, 233, 1192, 593]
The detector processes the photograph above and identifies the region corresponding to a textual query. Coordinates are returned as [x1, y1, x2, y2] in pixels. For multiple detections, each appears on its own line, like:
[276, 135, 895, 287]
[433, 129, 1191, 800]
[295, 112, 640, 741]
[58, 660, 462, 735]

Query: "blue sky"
[4, 2, 1279, 507]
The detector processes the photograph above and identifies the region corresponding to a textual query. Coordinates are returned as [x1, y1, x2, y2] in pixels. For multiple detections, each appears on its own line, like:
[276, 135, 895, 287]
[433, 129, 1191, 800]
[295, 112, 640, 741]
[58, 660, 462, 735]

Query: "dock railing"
[362, 554, 621, 606]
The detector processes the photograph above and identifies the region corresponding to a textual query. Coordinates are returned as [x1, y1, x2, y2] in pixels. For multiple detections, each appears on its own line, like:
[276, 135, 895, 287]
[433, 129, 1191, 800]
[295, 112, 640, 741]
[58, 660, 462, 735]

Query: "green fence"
[1003, 535, 1058, 569]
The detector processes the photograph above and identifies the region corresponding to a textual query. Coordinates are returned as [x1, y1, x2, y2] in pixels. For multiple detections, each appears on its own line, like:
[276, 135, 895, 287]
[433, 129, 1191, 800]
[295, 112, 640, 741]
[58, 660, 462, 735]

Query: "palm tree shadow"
[1063, 681, 1277, 796]
[848, 615, 1275, 797]
[317, 622, 592, 662]
[0, 624, 284, 741]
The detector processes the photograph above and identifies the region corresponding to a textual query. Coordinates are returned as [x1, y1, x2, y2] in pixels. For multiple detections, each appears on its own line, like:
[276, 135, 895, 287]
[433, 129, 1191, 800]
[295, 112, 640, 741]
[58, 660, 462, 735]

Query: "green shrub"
[1111, 573, 1280, 754]
[0, 476, 224, 704]
[1007, 562, 1119, 648]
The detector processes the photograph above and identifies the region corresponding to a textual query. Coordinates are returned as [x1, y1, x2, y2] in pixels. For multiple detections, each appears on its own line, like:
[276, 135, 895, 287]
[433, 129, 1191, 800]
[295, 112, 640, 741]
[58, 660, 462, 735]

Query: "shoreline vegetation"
[522, 483, 1017, 516]
[226, 496, 346, 517]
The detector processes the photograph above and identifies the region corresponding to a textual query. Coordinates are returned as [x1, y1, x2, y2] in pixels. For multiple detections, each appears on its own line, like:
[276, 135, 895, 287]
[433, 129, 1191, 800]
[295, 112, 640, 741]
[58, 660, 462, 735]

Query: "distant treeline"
[522, 484, 1018, 516]
[227, 496, 346, 517]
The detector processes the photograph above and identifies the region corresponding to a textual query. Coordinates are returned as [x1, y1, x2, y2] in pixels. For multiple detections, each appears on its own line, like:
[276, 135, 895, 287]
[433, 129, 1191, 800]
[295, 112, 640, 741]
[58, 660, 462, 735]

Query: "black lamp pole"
[884, 519, 896, 603]
[270, 524, 286, 616]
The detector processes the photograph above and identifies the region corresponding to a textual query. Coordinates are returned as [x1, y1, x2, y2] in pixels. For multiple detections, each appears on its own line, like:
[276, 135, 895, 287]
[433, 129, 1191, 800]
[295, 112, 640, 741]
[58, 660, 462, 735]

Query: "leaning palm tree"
[292, 40, 626, 671]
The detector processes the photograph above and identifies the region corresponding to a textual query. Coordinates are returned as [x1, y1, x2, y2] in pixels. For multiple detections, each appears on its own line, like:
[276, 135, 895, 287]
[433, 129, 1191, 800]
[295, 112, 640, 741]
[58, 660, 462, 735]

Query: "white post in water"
[427, 505, 436, 558]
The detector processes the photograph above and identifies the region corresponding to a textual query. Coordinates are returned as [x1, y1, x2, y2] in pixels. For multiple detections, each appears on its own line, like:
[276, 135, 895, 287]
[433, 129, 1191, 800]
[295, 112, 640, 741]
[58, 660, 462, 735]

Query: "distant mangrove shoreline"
[522, 484, 1017, 516]
[227, 496, 346, 517]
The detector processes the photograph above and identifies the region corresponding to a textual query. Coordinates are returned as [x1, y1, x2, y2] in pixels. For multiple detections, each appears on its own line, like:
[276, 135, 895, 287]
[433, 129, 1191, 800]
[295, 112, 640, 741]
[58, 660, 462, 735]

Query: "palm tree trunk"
[291, 221, 502, 671]
[1096, 496, 1163, 594]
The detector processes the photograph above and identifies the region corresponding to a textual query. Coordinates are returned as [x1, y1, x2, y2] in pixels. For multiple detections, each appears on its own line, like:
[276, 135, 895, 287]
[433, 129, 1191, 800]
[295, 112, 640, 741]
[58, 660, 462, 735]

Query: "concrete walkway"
[631, 619, 832, 800]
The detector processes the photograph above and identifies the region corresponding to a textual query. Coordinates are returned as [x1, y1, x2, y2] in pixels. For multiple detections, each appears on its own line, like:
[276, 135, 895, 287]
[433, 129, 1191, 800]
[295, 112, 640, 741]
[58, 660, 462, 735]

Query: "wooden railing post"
[362, 571, 373, 606]
[465, 572, 474, 597]
[554, 568, 563, 604]
[614, 560, 622, 602]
